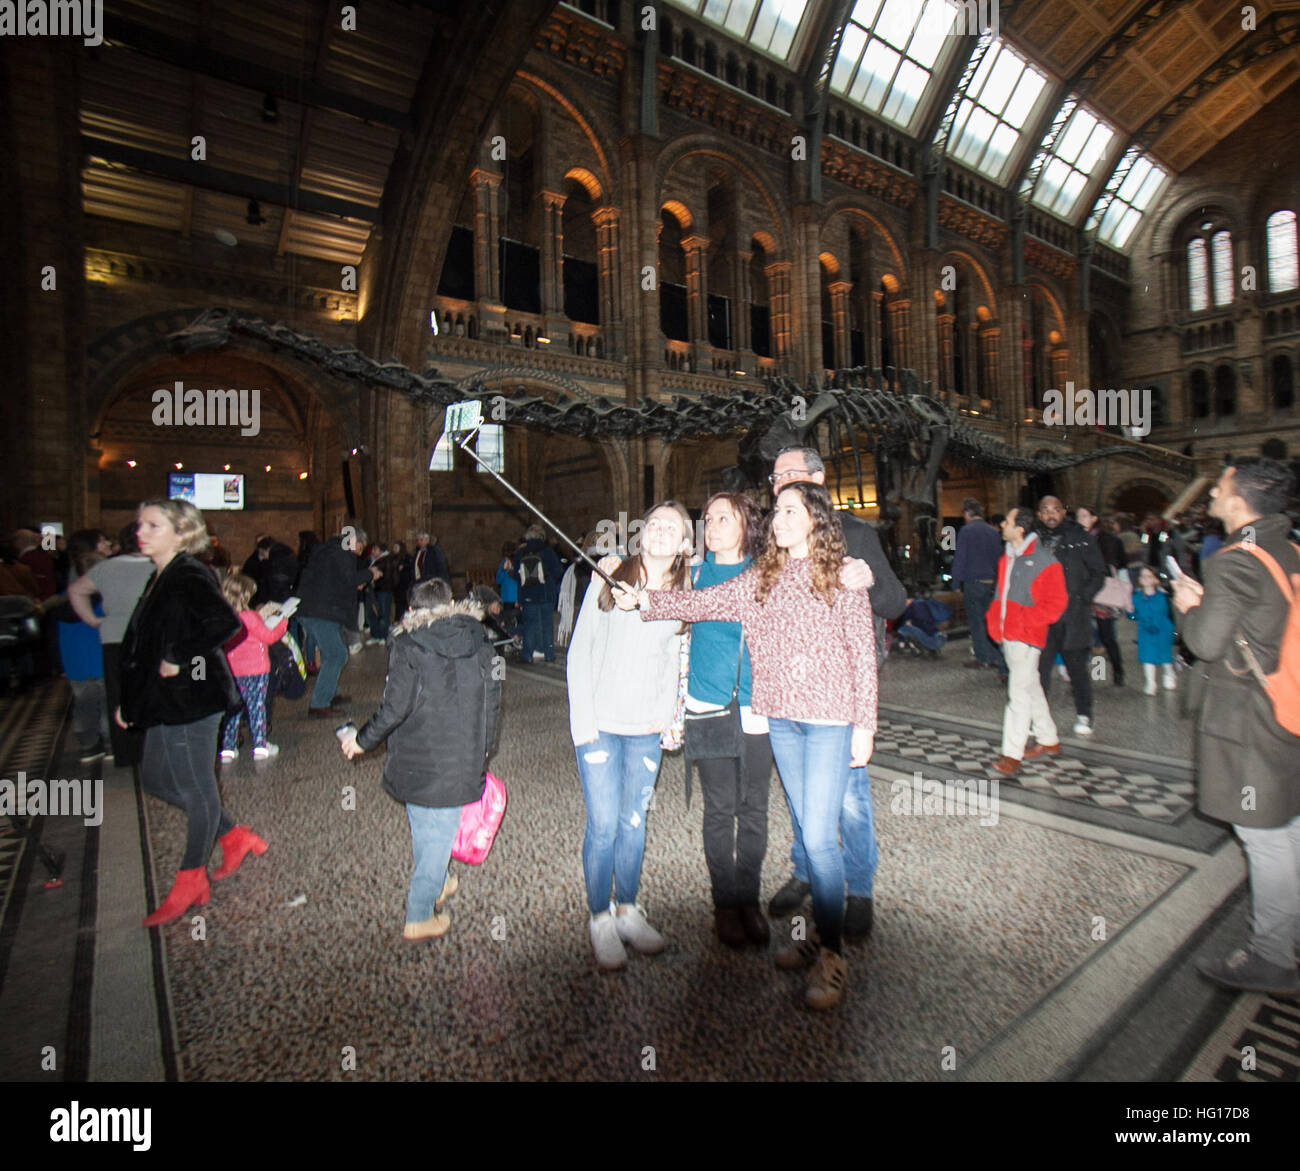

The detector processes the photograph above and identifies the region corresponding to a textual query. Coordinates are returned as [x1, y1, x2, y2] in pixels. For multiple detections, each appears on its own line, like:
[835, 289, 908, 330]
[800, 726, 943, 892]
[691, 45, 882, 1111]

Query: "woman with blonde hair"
[621, 483, 876, 1011]
[567, 501, 693, 969]
[117, 499, 267, 926]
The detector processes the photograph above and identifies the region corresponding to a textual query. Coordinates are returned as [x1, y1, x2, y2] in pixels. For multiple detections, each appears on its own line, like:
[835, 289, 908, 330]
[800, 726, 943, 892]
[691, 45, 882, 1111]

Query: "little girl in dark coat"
[339, 579, 501, 941]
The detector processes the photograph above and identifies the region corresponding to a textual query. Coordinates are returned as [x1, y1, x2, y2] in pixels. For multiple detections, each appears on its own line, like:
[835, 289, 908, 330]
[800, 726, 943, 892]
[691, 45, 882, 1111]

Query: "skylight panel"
[947, 39, 1047, 181]
[673, 0, 811, 62]
[1089, 148, 1168, 250]
[829, 0, 963, 132]
[1029, 101, 1116, 220]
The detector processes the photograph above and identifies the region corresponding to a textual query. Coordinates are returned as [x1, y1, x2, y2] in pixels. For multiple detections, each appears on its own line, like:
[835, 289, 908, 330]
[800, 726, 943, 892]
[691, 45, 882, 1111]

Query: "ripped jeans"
[575, 730, 663, 915]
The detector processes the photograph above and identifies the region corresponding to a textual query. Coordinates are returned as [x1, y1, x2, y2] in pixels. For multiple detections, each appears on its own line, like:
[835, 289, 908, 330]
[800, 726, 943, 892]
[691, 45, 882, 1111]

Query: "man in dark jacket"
[952, 498, 1006, 677]
[764, 446, 907, 941]
[297, 524, 380, 715]
[1035, 496, 1107, 735]
[340, 580, 501, 941]
[412, 531, 450, 591]
[514, 524, 564, 662]
[1174, 458, 1300, 995]
[252, 536, 299, 605]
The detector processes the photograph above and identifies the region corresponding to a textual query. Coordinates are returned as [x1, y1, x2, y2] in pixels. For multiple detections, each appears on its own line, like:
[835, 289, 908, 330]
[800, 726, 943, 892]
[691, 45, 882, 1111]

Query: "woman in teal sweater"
[689, 492, 772, 949]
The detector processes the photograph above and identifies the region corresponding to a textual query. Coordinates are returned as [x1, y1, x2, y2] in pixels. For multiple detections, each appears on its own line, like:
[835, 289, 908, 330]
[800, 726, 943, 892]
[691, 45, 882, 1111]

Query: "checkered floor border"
[872, 706, 1197, 826]
[0, 681, 69, 936]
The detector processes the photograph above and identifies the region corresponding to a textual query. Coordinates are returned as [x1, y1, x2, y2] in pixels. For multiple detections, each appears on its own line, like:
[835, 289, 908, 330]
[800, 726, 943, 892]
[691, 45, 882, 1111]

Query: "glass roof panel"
[670, 0, 811, 63]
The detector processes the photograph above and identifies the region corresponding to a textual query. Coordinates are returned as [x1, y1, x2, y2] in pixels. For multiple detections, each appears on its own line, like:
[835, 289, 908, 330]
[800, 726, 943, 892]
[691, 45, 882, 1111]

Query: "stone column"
[980, 326, 1001, 415]
[682, 234, 710, 366]
[765, 261, 793, 368]
[539, 190, 566, 318]
[828, 280, 853, 371]
[936, 310, 955, 400]
[593, 205, 621, 357]
[998, 287, 1028, 427]
[889, 299, 912, 372]
[732, 248, 753, 358]
[471, 169, 505, 340]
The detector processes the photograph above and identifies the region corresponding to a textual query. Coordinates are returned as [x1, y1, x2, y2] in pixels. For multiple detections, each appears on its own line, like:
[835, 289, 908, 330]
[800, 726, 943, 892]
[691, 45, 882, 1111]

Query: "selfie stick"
[455, 422, 621, 590]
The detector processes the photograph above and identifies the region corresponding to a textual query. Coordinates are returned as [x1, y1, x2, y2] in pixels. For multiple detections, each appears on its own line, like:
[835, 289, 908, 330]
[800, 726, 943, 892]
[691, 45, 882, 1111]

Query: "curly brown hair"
[753, 482, 845, 605]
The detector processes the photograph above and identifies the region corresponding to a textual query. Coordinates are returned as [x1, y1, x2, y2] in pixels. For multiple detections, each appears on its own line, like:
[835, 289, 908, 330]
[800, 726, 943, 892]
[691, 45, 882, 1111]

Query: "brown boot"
[737, 904, 770, 946]
[714, 906, 746, 949]
[992, 754, 1021, 775]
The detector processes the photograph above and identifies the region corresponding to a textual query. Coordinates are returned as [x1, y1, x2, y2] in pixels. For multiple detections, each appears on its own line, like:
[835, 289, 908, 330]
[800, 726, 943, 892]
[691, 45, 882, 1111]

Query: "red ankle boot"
[142, 867, 210, 927]
[212, 825, 268, 880]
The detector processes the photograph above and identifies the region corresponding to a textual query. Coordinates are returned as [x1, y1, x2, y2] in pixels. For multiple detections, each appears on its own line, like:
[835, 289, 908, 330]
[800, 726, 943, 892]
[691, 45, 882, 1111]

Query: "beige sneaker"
[402, 911, 451, 942]
[437, 872, 459, 906]
[805, 948, 848, 1011]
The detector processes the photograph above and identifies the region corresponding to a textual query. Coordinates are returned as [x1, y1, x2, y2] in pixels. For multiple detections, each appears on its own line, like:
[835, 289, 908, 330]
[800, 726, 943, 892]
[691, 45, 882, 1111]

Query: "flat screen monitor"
[168, 472, 245, 511]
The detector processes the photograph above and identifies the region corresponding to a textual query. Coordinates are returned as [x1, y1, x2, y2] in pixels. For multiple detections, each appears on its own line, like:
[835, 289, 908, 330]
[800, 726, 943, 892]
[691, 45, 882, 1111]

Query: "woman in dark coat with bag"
[339, 579, 501, 942]
[117, 499, 269, 927]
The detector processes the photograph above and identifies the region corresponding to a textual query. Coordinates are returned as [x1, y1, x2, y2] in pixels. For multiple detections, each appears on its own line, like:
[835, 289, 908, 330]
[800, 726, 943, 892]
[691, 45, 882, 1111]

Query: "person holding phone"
[619, 483, 876, 1012]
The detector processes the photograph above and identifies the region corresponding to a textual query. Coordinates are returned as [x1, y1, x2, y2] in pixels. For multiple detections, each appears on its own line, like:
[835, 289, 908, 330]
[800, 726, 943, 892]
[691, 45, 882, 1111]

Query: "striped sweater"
[645, 556, 877, 732]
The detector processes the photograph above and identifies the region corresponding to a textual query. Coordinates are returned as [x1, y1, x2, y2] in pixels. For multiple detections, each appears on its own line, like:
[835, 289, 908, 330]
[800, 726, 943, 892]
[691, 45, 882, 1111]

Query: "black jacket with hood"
[119, 553, 243, 728]
[1036, 517, 1107, 648]
[356, 597, 502, 808]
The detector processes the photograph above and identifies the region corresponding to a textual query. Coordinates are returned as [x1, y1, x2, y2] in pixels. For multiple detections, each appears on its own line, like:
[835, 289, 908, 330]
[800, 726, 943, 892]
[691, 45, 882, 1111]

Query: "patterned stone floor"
[136, 648, 1200, 1081]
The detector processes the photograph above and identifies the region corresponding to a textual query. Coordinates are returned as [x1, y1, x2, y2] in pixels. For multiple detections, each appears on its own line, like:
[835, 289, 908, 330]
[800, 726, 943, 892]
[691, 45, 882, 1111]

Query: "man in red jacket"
[986, 508, 1069, 775]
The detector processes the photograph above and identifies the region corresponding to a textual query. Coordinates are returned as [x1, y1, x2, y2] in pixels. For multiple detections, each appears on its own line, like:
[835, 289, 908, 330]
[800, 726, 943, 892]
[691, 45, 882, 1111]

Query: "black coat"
[1180, 513, 1300, 828]
[119, 554, 242, 728]
[356, 599, 502, 808]
[298, 537, 372, 627]
[258, 542, 299, 604]
[1036, 519, 1107, 648]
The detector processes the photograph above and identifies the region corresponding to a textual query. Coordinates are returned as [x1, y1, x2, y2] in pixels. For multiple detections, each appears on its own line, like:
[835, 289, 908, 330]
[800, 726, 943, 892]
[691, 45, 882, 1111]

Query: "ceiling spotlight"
[246, 199, 266, 226]
[214, 228, 238, 247]
[298, 471, 309, 480]
[261, 93, 279, 123]
[174, 462, 183, 469]
[126, 459, 137, 468]
[223, 464, 231, 471]
[264, 464, 271, 472]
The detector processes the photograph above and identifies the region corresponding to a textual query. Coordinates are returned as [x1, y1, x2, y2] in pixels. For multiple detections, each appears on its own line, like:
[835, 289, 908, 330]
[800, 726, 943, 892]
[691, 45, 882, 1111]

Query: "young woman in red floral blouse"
[620, 482, 876, 1011]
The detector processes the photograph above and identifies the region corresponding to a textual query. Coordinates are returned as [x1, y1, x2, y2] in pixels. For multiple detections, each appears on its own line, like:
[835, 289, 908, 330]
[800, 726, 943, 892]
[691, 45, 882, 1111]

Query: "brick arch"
[1107, 477, 1173, 516]
[1149, 187, 1247, 255]
[86, 309, 360, 443]
[820, 202, 907, 291]
[361, 1, 559, 369]
[514, 67, 620, 206]
[940, 249, 996, 313]
[654, 138, 792, 260]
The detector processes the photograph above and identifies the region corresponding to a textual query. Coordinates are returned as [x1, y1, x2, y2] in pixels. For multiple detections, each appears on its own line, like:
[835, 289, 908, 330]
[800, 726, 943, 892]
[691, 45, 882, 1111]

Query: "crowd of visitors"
[6, 451, 1299, 1005]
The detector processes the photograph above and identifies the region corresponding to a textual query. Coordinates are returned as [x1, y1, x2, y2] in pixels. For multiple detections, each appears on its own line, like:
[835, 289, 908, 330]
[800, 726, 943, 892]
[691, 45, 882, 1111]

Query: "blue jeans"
[575, 731, 663, 915]
[769, 719, 853, 952]
[520, 601, 554, 661]
[299, 616, 347, 707]
[368, 591, 391, 641]
[405, 802, 462, 923]
[787, 763, 878, 898]
[963, 581, 1006, 670]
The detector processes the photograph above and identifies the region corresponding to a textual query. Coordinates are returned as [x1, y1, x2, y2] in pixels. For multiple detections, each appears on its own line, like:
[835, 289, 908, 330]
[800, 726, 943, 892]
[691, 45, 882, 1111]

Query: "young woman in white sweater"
[566, 501, 693, 970]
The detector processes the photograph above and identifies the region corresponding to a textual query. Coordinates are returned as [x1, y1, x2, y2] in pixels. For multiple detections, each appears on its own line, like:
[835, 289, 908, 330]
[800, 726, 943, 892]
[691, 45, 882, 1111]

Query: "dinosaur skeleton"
[167, 308, 1186, 585]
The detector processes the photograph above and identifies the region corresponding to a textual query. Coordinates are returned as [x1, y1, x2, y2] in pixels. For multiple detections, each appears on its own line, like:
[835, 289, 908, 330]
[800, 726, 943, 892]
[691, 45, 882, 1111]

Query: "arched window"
[1187, 238, 1208, 312]
[1214, 364, 1237, 416]
[1211, 231, 1234, 307]
[1267, 210, 1299, 293]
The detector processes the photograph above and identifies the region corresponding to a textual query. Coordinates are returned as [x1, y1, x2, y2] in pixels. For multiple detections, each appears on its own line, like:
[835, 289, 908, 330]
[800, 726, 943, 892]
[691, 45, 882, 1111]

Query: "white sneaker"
[532, 651, 545, 662]
[614, 903, 666, 954]
[348, 642, 363, 656]
[1143, 682, 1158, 696]
[590, 909, 628, 970]
[1073, 715, 1093, 736]
[1162, 670, 1176, 691]
[366, 638, 385, 646]
[1057, 664, 1068, 679]
[219, 749, 237, 763]
[253, 744, 279, 760]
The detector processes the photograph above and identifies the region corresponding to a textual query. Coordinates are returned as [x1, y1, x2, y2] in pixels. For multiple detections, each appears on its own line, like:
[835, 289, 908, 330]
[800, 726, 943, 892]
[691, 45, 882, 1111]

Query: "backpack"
[518, 551, 545, 586]
[1229, 541, 1300, 737]
[452, 770, 508, 865]
[268, 632, 307, 700]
